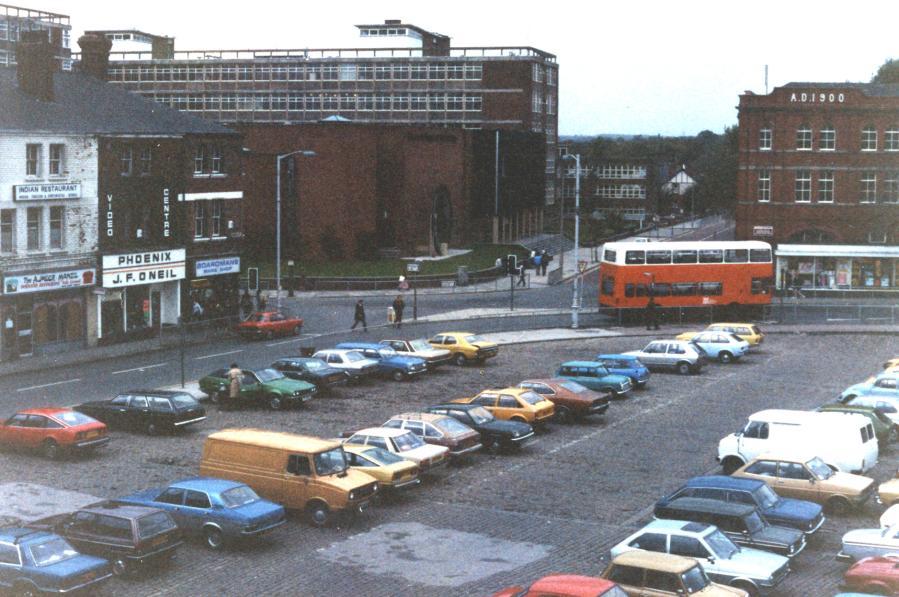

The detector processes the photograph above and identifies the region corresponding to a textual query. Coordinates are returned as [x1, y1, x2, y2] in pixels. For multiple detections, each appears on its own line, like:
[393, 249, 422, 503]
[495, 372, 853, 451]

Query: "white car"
[880, 503, 899, 528]
[342, 427, 448, 472]
[312, 349, 379, 383]
[838, 523, 899, 562]
[379, 339, 453, 368]
[623, 340, 707, 375]
[688, 332, 750, 364]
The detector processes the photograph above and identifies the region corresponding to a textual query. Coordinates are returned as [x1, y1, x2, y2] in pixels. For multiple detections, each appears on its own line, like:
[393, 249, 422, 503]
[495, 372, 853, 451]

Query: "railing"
[246, 265, 509, 292]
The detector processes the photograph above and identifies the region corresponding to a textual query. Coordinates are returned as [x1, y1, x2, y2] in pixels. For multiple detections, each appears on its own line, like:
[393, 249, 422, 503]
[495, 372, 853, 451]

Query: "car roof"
[529, 575, 618, 596]
[752, 451, 818, 463]
[351, 427, 410, 438]
[0, 528, 54, 544]
[427, 403, 478, 411]
[663, 497, 756, 516]
[80, 502, 162, 519]
[611, 550, 700, 573]
[16, 407, 76, 417]
[314, 349, 354, 356]
[560, 361, 604, 367]
[207, 428, 340, 453]
[708, 322, 755, 328]
[685, 475, 763, 491]
[520, 379, 572, 386]
[273, 357, 323, 363]
[479, 387, 533, 396]
[390, 412, 446, 423]
[433, 331, 474, 336]
[336, 342, 383, 350]
[595, 354, 639, 360]
[123, 389, 193, 397]
[644, 519, 714, 535]
[750, 409, 868, 425]
[169, 477, 247, 493]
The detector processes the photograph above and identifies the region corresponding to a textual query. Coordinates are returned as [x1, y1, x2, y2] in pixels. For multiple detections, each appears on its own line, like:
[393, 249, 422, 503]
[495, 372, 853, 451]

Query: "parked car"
[379, 338, 453, 369]
[817, 403, 896, 447]
[335, 342, 428, 381]
[115, 478, 286, 550]
[593, 354, 651, 388]
[732, 454, 875, 513]
[0, 528, 113, 595]
[840, 372, 899, 403]
[198, 368, 315, 410]
[677, 323, 765, 349]
[652, 498, 806, 558]
[44, 503, 182, 576]
[880, 503, 899, 528]
[342, 427, 448, 473]
[341, 444, 421, 492]
[611, 519, 790, 595]
[876, 473, 899, 507]
[383, 413, 482, 458]
[311, 349, 380, 383]
[656, 475, 825, 535]
[428, 332, 499, 366]
[885, 357, 899, 370]
[452, 388, 555, 427]
[839, 525, 899, 562]
[839, 394, 899, 426]
[423, 403, 535, 452]
[0, 408, 109, 460]
[236, 311, 303, 340]
[624, 340, 708, 375]
[492, 575, 625, 597]
[75, 390, 206, 435]
[269, 357, 348, 391]
[517, 379, 610, 422]
[682, 331, 750, 364]
[600, 551, 748, 596]
[555, 361, 633, 398]
[842, 554, 899, 595]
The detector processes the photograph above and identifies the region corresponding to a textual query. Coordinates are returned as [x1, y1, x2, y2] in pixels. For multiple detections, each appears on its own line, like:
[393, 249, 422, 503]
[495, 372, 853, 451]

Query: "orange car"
[0, 408, 109, 459]
[236, 311, 303, 339]
[493, 575, 623, 597]
[452, 387, 554, 426]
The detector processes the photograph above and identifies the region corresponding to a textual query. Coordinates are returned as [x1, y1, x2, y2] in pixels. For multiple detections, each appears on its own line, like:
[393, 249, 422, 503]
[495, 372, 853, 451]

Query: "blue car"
[684, 331, 750, 364]
[116, 477, 286, 550]
[0, 527, 112, 595]
[594, 354, 651, 388]
[656, 475, 825, 535]
[336, 342, 428, 381]
[840, 372, 899, 402]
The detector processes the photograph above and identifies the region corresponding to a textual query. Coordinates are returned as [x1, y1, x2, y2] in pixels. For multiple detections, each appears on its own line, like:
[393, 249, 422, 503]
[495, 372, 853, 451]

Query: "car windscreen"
[518, 391, 544, 405]
[53, 410, 97, 426]
[28, 537, 79, 567]
[392, 432, 425, 452]
[378, 348, 398, 358]
[468, 406, 494, 424]
[138, 511, 178, 539]
[464, 335, 487, 344]
[754, 484, 780, 509]
[364, 446, 406, 465]
[680, 566, 711, 592]
[170, 394, 199, 409]
[435, 417, 473, 435]
[304, 359, 327, 370]
[806, 457, 833, 480]
[220, 485, 261, 508]
[559, 381, 588, 393]
[409, 339, 431, 351]
[313, 448, 348, 475]
[705, 529, 739, 559]
[744, 511, 766, 533]
[255, 369, 285, 382]
[345, 352, 366, 362]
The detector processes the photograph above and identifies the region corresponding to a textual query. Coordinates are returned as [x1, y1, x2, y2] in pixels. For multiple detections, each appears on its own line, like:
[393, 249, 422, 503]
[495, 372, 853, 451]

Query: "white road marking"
[194, 349, 243, 361]
[265, 334, 320, 347]
[112, 363, 167, 375]
[17, 378, 81, 392]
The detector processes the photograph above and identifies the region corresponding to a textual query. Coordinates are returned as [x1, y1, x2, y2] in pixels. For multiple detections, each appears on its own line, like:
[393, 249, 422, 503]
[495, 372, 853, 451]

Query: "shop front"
[187, 255, 240, 321]
[775, 244, 899, 294]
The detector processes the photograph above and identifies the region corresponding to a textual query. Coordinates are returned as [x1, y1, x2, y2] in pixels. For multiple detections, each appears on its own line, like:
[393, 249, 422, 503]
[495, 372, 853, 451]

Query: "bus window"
[751, 277, 773, 294]
[651, 283, 671, 296]
[635, 284, 648, 297]
[601, 276, 615, 295]
[625, 284, 635, 297]
[603, 249, 617, 263]
[646, 250, 672, 264]
[672, 283, 697, 296]
[673, 250, 697, 264]
[625, 250, 645, 265]
[750, 249, 772, 262]
[699, 282, 723, 295]
[725, 249, 749, 263]
[698, 249, 723, 263]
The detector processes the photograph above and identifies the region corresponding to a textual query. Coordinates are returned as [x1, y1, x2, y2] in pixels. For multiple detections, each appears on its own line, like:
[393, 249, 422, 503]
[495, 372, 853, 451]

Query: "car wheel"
[112, 559, 128, 576]
[731, 580, 758, 597]
[293, 325, 302, 336]
[484, 438, 500, 454]
[718, 351, 733, 364]
[12, 581, 38, 597]
[454, 353, 467, 367]
[826, 496, 851, 515]
[146, 422, 158, 436]
[721, 457, 743, 475]
[41, 439, 60, 460]
[391, 370, 405, 382]
[306, 500, 330, 527]
[676, 361, 691, 375]
[268, 395, 283, 411]
[204, 526, 224, 550]
[555, 405, 572, 424]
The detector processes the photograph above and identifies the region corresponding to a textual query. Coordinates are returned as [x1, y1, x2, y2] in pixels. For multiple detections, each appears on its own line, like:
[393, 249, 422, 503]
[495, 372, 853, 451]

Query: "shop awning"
[775, 244, 899, 259]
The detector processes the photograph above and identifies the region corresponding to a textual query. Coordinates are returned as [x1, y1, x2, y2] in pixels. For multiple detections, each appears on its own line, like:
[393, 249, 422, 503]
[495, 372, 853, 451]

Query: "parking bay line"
[112, 362, 167, 375]
[17, 378, 81, 393]
[266, 333, 320, 348]
[194, 349, 243, 361]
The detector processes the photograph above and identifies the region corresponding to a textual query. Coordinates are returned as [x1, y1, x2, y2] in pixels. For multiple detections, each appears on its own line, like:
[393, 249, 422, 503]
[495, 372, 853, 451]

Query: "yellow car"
[676, 323, 765, 348]
[452, 387, 554, 426]
[883, 357, 899, 371]
[428, 331, 499, 366]
[342, 443, 421, 492]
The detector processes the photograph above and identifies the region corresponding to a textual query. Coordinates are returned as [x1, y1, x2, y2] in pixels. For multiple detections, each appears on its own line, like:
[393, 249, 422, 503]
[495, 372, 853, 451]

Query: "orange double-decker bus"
[598, 240, 774, 308]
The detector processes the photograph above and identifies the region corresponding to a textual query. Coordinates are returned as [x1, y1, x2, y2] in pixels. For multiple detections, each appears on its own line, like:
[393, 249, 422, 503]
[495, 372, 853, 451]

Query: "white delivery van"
[717, 409, 878, 475]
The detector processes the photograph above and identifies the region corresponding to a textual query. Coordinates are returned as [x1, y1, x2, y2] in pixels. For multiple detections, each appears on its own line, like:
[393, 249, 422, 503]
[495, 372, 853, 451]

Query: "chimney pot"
[78, 33, 112, 80]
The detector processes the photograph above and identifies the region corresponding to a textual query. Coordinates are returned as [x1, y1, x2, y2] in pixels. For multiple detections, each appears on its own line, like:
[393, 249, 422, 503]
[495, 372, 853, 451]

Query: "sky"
[32, 0, 899, 137]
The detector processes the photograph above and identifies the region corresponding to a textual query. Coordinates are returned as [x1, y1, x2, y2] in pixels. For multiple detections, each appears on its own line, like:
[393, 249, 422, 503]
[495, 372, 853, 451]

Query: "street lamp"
[561, 153, 581, 329]
[275, 149, 316, 309]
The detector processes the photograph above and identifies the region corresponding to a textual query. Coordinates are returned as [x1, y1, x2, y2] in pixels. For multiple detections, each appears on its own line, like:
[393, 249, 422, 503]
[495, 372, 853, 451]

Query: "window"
[759, 127, 772, 150]
[607, 565, 643, 586]
[646, 250, 672, 264]
[779, 462, 811, 480]
[120, 146, 133, 175]
[644, 571, 678, 592]
[26, 207, 41, 251]
[817, 170, 834, 203]
[532, 90, 543, 113]
[49, 144, 64, 176]
[884, 172, 899, 203]
[757, 169, 770, 202]
[698, 249, 723, 263]
[742, 420, 768, 439]
[211, 146, 223, 174]
[629, 533, 667, 551]
[673, 250, 697, 264]
[194, 202, 206, 238]
[860, 171, 877, 203]
[886, 127, 899, 151]
[0, 544, 20, 565]
[749, 249, 772, 262]
[670, 535, 709, 559]
[625, 250, 645, 264]
[287, 454, 311, 476]
[0, 210, 14, 253]
[184, 490, 211, 509]
[26, 143, 41, 176]
[49, 206, 63, 249]
[601, 276, 615, 295]
[745, 459, 777, 476]
[156, 488, 184, 505]
[861, 126, 877, 151]
[796, 124, 812, 150]
[819, 126, 835, 150]
[194, 145, 205, 174]
[794, 170, 811, 202]
[211, 200, 223, 236]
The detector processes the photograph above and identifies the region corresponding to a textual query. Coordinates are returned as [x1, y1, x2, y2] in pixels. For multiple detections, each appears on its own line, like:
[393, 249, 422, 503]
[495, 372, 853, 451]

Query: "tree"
[872, 59, 899, 84]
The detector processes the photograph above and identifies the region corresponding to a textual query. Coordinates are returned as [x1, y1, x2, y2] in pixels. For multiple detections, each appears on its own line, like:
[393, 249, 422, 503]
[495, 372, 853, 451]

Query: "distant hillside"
[561, 134, 636, 142]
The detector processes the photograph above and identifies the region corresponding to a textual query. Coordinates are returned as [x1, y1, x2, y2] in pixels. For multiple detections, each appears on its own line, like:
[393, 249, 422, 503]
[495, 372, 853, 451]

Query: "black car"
[270, 357, 348, 391]
[39, 503, 182, 576]
[424, 403, 535, 451]
[75, 390, 206, 435]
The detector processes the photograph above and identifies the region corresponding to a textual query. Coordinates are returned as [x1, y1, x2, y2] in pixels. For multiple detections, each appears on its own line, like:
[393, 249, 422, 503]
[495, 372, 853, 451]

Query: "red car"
[0, 408, 109, 459]
[517, 379, 610, 423]
[493, 574, 625, 597]
[843, 554, 899, 595]
[236, 311, 303, 339]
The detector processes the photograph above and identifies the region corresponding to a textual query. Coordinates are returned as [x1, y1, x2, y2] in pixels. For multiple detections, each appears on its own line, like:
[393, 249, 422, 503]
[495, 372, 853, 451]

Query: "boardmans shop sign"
[195, 257, 240, 277]
[102, 249, 186, 288]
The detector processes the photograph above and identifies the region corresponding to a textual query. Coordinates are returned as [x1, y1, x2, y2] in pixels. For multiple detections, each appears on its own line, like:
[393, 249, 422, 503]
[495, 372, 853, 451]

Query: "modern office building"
[0, 2, 70, 68]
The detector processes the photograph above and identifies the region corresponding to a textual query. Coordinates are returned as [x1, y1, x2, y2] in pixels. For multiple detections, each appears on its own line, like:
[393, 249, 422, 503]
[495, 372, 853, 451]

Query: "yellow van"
[199, 428, 379, 527]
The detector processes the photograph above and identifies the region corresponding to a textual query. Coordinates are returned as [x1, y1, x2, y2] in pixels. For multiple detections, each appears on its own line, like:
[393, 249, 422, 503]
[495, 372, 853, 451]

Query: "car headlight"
[349, 491, 356, 500]
[511, 431, 520, 438]
[372, 482, 379, 492]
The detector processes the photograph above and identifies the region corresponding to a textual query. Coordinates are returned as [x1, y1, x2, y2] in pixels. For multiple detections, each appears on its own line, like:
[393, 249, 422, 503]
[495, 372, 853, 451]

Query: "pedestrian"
[227, 362, 242, 409]
[540, 250, 550, 276]
[533, 252, 542, 276]
[392, 295, 405, 329]
[517, 263, 527, 287]
[645, 296, 660, 330]
[240, 291, 253, 319]
[192, 299, 204, 320]
[351, 299, 367, 331]
[495, 257, 503, 270]
[258, 293, 267, 311]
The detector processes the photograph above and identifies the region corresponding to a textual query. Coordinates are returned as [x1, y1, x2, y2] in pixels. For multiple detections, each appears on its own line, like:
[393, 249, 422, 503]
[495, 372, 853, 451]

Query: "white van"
[717, 409, 878, 475]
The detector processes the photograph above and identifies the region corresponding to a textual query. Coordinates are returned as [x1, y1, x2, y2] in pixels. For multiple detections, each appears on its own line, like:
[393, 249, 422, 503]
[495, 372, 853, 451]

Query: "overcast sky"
[36, 0, 898, 137]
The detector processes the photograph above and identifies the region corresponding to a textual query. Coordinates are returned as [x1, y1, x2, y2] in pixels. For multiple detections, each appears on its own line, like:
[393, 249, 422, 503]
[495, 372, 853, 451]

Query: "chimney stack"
[16, 30, 55, 102]
[77, 32, 112, 80]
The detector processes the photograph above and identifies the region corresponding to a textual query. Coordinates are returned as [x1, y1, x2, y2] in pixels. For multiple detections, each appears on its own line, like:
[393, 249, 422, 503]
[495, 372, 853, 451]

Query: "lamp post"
[562, 153, 581, 329]
[275, 149, 316, 309]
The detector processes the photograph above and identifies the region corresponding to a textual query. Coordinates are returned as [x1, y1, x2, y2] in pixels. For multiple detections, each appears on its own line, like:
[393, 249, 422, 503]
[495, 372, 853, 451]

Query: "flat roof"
[775, 244, 899, 259]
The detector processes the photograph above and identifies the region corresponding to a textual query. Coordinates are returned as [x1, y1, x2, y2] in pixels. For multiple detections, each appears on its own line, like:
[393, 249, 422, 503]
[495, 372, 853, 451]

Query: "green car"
[817, 403, 896, 447]
[199, 368, 316, 410]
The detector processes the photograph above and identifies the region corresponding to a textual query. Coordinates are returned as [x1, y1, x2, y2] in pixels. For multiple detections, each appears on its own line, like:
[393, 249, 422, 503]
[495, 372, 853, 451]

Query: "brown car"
[517, 379, 610, 423]
[382, 413, 482, 458]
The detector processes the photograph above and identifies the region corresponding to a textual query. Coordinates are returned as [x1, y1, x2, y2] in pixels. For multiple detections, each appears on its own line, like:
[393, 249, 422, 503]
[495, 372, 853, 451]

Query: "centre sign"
[102, 249, 186, 288]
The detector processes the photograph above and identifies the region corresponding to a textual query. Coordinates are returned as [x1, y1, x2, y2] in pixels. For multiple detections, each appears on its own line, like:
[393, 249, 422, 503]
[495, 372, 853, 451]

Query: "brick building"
[735, 82, 899, 292]
[0, 2, 70, 68]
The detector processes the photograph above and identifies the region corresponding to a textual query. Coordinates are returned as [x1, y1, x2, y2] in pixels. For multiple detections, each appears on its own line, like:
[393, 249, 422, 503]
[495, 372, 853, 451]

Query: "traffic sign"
[406, 262, 421, 273]
[578, 260, 588, 273]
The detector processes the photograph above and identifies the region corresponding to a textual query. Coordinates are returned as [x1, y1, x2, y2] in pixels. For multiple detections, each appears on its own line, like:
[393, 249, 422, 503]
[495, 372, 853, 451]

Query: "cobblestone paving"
[0, 332, 895, 596]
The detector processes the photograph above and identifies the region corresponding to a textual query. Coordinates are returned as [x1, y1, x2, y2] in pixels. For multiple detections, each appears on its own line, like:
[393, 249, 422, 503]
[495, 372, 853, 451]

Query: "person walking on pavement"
[540, 250, 549, 276]
[645, 296, 660, 330]
[392, 295, 405, 329]
[226, 362, 242, 409]
[516, 263, 527, 287]
[351, 299, 367, 331]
